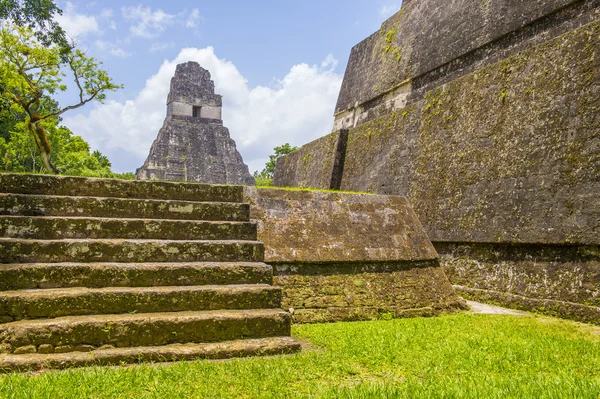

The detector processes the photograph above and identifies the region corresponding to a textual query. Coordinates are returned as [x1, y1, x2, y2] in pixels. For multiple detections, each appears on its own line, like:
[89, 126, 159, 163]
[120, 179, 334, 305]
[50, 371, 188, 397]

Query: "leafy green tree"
[0, 0, 69, 49]
[0, 25, 122, 173]
[254, 143, 298, 180]
[0, 121, 116, 177]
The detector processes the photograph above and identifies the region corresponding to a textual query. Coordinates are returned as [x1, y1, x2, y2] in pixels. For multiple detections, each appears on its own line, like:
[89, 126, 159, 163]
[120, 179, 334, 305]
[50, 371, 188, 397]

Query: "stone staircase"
[0, 174, 300, 372]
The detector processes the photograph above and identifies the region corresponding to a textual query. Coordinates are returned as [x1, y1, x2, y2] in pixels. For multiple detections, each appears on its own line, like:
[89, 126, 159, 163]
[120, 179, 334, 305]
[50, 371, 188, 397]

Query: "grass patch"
[254, 177, 273, 187]
[1, 314, 599, 398]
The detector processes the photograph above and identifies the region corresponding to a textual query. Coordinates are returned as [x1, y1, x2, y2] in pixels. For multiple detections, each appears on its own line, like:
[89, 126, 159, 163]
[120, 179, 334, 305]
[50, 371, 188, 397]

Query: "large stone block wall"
[274, 1, 600, 323]
[335, 0, 582, 117]
[242, 187, 465, 323]
[273, 130, 346, 189]
[349, 19, 600, 245]
[439, 243, 600, 324]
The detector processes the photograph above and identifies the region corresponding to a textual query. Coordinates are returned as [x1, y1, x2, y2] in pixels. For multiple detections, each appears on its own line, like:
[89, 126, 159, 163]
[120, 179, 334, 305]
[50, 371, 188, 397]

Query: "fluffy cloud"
[54, 1, 99, 39]
[185, 9, 201, 29]
[95, 40, 132, 58]
[62, 47, 343, 173]
[100, 8, 113, 18]
[149, 42, 174, 53]
[122, 5, 175, 38]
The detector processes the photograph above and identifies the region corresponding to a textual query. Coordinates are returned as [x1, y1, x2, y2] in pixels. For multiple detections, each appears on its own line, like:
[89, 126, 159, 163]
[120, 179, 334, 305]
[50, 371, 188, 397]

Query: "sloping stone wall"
[273, 130, 347, 190]
[335, 0, 583, 118]
[243, 187, 465, 323]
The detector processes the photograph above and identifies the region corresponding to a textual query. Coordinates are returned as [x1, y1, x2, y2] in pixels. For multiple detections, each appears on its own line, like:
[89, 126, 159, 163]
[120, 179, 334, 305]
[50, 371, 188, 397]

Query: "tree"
[0, 0, 69, 49]
[254, 143, 298, 180]
[0, 25, 122, 173]
[0, 121, 133, 179]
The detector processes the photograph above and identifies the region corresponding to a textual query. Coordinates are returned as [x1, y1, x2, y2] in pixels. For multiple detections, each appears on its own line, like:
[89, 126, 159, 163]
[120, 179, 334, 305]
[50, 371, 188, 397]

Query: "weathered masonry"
[0, 173, 459, 372]
[136, 62, 255, 185]
[274, 0, 600, 323]
[0, 174, 298, 372]
[243, 187, 465, 323]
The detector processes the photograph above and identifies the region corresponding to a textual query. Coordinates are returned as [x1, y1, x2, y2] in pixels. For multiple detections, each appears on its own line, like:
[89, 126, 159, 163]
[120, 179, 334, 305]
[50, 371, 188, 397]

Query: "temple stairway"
[0, 174, 300, 372]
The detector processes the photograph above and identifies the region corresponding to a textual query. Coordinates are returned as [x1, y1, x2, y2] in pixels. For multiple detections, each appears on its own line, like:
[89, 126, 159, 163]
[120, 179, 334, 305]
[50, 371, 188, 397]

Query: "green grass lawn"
[1, 314, 599, 398]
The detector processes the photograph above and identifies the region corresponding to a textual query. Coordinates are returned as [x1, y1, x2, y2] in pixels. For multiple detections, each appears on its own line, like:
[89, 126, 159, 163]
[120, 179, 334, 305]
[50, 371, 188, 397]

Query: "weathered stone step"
[0, 173, 243, 202]
[0, 239, 264, 263]
[0, 309, 291, 354]
[0, 285, 282, 321]
[0, 216, 257, 240]
[0, 262, 273, 291]
[0, 194, 249, 221]
[0, 336, 302, 372]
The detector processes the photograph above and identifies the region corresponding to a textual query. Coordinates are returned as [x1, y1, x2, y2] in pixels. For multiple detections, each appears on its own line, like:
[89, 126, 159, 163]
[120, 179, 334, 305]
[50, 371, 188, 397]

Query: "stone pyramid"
[136, 61, 255, 185]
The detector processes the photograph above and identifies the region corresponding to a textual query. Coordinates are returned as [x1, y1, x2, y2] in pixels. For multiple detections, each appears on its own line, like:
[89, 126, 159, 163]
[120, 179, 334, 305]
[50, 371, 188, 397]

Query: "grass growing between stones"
[1, 314, 599, 398]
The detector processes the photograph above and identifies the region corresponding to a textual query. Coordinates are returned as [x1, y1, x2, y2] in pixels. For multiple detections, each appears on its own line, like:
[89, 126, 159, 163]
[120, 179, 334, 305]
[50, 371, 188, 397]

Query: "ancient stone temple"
[136, 62, 255, 185]
[274, 0, 600, 324]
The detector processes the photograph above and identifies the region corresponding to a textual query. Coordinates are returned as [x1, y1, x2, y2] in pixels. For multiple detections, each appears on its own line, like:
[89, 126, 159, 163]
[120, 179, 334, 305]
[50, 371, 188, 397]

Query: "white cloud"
[185, 8, 201, 29]
[121, 5, 175, 38]
[95, 40, 132, 58]
[100, 8, 113, 18]
[108, 20, 117, 30]
[149, 42, 174, 53]
[109, 48, 131, 58]
[380, 4, 399, 17]
[54, 1, 99, 39]
[62, 47, 342, 173]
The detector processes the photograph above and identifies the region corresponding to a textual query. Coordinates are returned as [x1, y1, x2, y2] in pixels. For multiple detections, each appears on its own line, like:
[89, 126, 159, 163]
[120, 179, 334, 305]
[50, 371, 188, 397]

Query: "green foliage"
[384, 28, 397, 52]
[0, 2, 130, 177]
[0, 314, 598, 397]
[0, 24, 122, 173]
[254, 176, 273, 186]
[111, 171, 135, 180]
[254, 143, 298, 179]
[0, 25, 122, 120]
[0, 0, 69, 49]
[0, 122, 128, 178]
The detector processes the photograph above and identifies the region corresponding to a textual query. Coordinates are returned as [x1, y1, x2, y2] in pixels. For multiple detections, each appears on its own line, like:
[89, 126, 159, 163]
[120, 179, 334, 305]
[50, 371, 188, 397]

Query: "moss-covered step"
[0, 284, 282, 321]
[0, 194, 249, 222]
[0, 262, 273, 291]
[0, 336, 302, 372]
[0, 309, 291, 354]
[0, 216, 257, 241]
[0, 239, 264, 263]
[0, 173, 243, 203]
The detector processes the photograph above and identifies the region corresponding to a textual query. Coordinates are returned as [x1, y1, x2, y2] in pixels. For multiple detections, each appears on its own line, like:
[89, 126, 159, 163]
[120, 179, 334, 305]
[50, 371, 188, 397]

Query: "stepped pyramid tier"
[136, 62, 255, 185]
[0, 173, 298, 372]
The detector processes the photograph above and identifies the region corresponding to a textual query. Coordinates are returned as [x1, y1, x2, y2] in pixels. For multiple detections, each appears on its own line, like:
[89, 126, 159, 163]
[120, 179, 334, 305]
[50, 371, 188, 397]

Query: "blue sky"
[54, 0, 403, 173]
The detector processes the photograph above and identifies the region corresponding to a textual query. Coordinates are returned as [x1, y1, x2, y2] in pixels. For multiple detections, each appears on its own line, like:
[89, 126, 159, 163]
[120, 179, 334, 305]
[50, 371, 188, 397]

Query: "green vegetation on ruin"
[1, 313, 599, 398]
[253, 184, 373, 195]
[409, 20, 600, 241]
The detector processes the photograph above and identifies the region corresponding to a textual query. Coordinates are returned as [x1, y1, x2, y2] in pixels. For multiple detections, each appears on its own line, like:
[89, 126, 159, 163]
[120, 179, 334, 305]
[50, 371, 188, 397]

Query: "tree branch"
[41, 91, 98, 120]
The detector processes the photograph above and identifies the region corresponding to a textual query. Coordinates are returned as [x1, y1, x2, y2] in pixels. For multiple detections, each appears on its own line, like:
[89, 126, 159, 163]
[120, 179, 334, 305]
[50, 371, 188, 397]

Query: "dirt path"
[466, 301, 527, 315]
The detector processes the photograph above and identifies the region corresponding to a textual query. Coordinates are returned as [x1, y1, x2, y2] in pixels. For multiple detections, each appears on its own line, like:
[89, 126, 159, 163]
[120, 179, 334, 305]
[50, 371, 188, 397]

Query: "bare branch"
[41, 91, 99, 120]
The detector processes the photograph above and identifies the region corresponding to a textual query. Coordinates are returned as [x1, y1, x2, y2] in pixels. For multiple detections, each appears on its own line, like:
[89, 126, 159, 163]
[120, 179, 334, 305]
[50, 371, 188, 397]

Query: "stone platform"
[243, 187, 466, 323]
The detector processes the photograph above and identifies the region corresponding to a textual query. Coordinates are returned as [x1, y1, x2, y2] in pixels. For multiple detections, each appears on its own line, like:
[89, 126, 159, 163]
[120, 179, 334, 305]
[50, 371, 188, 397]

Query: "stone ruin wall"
[243, 187, 465, 323]
[274, 0, 600, 323]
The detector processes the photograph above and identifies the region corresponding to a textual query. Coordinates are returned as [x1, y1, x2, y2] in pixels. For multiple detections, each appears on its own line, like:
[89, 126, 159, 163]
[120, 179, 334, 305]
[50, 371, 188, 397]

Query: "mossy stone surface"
[0, 262, 273, 291]
[0, 194, 250, 222]
[0, 309, 291, 353]
[244, 186, 437, 263]
[0, 173, 243, 202]
[0, 216, 257, 241]
[273, 261, 464, 323]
